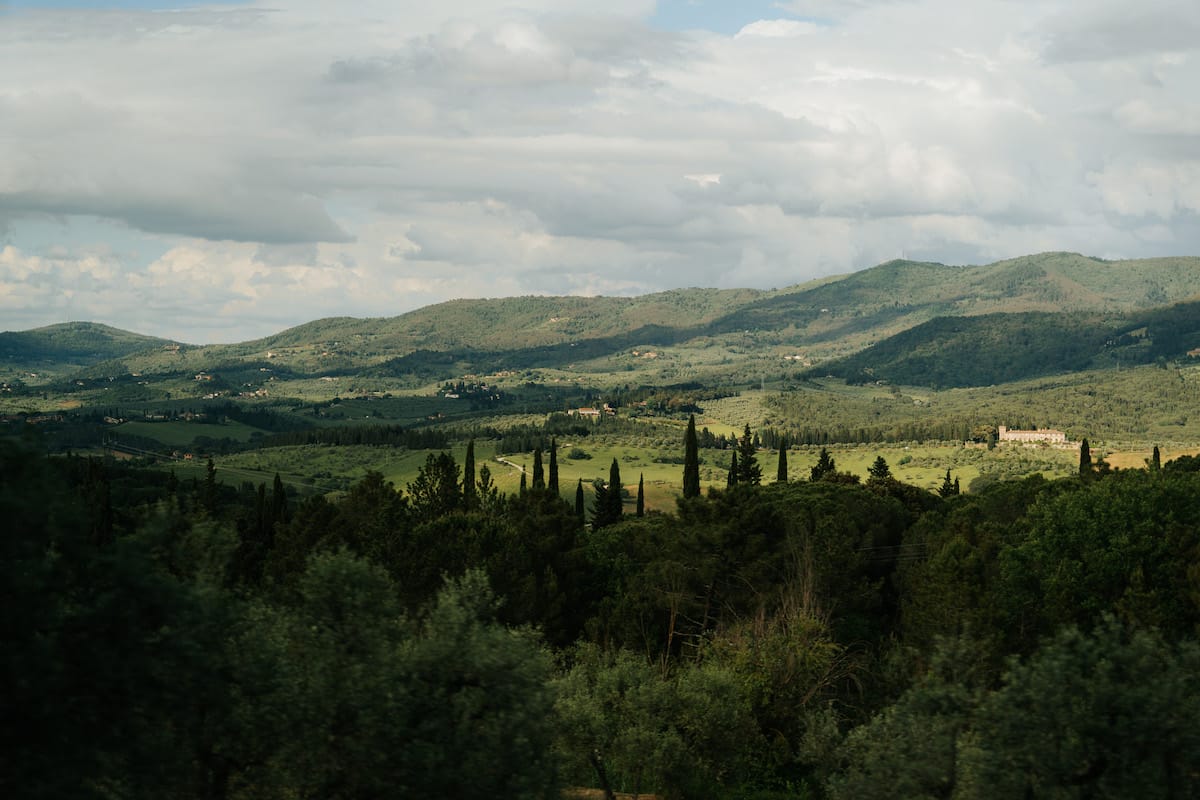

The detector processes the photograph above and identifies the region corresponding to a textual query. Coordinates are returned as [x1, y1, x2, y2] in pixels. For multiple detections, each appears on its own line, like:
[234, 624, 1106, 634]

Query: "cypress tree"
[271, 472, 288, 524]
[520, 470, 527, 494]
[476, 464, 498, 512]
[636, 473, 644, 517]
[203, 457, 218, 513]
[735, 424, 761, 485]
[776, 439, 788, 483]
[607, 458, 623, 522]
[683, 414, 701, 498]
[254, 482, 268, 541]
[532, 448, 545, 489]
[463, 438, 477, 510]
[1151, 445, 1161, 472]
[727, 451, 738, 487]
[575, 478, 585, 520]
[549, 438, 559, 493]
[1079, 438, 1092, 478]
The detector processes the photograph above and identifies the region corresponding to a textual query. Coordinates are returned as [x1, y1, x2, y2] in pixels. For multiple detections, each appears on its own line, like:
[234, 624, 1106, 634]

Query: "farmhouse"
[998, 425, 1068, 444]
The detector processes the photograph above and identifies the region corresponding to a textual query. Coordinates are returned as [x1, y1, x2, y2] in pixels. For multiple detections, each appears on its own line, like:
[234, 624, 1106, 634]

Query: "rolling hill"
[811, 299, 1200, 388]
[7, 252, 1200, 390]
[0, 322, 176, 380]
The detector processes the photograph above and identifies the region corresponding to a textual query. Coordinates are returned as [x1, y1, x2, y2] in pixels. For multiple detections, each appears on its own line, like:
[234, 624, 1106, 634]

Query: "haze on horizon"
[2, 0, 1199, 344]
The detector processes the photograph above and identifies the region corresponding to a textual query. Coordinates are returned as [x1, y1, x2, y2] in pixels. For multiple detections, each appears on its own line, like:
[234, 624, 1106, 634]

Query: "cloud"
[1040, 0, 1200, 63]
[735, 19, 820, 38]
[1, 0, 1198, 340]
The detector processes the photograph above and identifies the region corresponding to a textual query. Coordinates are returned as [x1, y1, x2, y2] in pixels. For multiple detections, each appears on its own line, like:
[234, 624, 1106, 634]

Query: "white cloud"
[735, 19, 819, 38]
[0, 0, 1197, 341]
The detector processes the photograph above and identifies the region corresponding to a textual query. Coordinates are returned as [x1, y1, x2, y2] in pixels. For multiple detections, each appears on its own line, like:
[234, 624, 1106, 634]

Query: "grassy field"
[185, 435, 1092, 512]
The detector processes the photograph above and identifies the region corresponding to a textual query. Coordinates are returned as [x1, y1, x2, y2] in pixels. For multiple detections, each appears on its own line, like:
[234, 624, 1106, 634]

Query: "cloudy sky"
[2, 0, 1198, 342]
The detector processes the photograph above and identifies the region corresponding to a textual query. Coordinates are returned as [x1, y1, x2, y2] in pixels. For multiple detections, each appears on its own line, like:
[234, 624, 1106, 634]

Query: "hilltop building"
[998, 425, 1067, 444]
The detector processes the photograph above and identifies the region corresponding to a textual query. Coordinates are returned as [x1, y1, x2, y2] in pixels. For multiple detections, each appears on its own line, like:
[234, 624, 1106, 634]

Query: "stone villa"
[997, 425, 1068, 444]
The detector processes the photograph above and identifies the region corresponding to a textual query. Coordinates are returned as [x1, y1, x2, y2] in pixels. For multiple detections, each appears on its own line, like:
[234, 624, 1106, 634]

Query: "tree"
[867, 455, 892, 483]
[549, 438, 559, 493]
[275, 562, 561, 799]
[203, 457, 218, 514]
[520, 470, 527, 495]
[1150, 444, 1162, 472]
[532, 448, 545, 489]
[1079, 437, 1092, 477]
[811, 447, 836, 482]
[608, 458, 624, 523]
[682, 414, 701, 498]
[727, 451, 739, 487]
[463, 438, 478, 510]
[477, 464, 500, 513]
[408, 452, 462, 523]
[938, 469, 959, 497]
[593, 459, 624, 529]
[271, 472, 288, 526]
[636, 474, 645, 517]
[394, 571, 562, 799]
[575, 478, 585, 520]
[555, 645, 762, 800]
[776, 439, 788, 483]
[735, 424, 762, 485]
[960, 619, 1200, 799]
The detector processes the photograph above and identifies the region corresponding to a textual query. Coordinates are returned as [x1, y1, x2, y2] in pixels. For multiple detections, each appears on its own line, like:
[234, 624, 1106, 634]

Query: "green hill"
[812, 299, 1200, 388]
[0, 322, 175, 380]
[711, 252, 1200, 356]
[9, 252, 1200, 389]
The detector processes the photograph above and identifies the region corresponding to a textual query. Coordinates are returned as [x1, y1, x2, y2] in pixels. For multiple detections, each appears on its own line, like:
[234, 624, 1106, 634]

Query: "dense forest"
[5, 426, 1200, 799]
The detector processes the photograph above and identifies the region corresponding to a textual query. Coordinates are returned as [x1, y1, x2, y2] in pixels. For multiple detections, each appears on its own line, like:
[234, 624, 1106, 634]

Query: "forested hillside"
[6, 432, 1200, 798]
[811, 299, 1200, 388]
[0, 322, 174, 379]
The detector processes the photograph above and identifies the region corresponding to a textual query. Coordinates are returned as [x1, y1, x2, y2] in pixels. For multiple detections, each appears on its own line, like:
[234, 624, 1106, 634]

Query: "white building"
[998, 425, 1067, 444]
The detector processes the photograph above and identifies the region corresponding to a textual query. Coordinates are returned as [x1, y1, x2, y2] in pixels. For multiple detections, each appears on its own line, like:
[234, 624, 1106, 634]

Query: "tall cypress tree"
[203, 457, 218, 514]
[254, 482, 268, 542]
[776, 439, 788, 483]
[736, 424, 761, 485]
[682, 414, 701, 498]
[575, 478, 585, 520]
[532, 448, 545, 489]
[607, 458, 623, 522]
[549, 438, 559, 493]
[1079, 438, 1092, 478]
[1151, 445, 1162, 472]
[727, 451, 738, 487]
[271, 472, 288, 525]
[463, 438, 477, 510]
[520, 470, 528, 494]
[636, 473, 644, 517]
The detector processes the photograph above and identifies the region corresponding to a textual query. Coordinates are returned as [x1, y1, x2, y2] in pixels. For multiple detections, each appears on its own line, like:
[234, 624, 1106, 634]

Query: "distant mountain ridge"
[6, 252, 1200, 387]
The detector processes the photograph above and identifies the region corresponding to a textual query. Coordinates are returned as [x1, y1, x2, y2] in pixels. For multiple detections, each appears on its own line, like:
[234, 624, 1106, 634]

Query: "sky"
[2, 0, 1198, 342]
